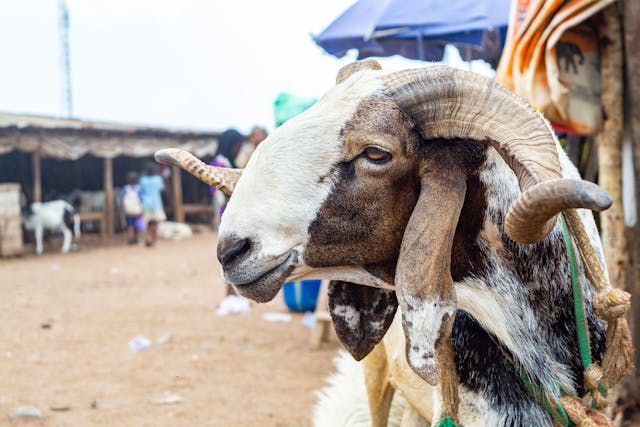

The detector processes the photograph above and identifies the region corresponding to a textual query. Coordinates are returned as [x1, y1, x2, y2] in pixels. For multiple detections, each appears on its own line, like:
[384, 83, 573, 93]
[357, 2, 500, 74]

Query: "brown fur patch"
[305, 96, 489, 282]
[305, 97, 420, 269]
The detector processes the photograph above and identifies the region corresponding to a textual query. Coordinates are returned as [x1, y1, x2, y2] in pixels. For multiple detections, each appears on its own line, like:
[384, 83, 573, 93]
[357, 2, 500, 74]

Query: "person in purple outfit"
[120, 171, 145, 245]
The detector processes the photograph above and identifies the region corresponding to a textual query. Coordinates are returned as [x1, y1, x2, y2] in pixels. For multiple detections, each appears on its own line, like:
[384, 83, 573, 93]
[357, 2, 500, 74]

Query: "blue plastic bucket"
[283, 280, 321, 312]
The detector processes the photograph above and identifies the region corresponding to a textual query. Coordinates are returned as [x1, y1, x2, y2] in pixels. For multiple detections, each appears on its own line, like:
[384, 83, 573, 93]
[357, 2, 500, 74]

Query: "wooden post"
[598, 6, 633, 416]
[32, 150, 41, 202]
[622, 0, 640, 413]
[597, 4, 626, 289]
[103, 157, 115, 236]
[172, 166, 184, 223]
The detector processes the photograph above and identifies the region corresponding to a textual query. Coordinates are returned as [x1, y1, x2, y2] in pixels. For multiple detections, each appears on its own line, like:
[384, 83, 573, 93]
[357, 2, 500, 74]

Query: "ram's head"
[156, 60, 611, 385]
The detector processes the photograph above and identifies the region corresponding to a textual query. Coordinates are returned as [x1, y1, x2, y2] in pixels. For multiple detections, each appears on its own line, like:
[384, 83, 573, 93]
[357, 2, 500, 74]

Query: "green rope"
[561, 217, 609, 411]
[436, 417, 462, 427]
[434, 219, 607, 427]
[561, 220, 592, 369]
[519, 372, 571, 426]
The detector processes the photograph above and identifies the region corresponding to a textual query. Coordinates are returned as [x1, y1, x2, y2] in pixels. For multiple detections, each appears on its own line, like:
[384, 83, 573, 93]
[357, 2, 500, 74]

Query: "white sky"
[0, 1, 489, 133]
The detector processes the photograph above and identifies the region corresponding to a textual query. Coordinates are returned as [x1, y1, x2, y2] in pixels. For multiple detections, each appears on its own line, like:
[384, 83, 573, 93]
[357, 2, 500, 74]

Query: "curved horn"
[506, 179, 612, 243]
[382, 66, 610, 243]
[336, 59, 382, 84]
[154, 148, 242, 196]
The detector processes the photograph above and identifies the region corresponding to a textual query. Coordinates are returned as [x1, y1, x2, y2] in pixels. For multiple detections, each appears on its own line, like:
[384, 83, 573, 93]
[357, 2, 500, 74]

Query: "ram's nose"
[217, 236, 252, 267]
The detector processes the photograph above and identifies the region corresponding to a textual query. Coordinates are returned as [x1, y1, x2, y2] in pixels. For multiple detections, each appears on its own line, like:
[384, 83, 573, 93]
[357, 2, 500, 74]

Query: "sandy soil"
[0, 231, 339, 426]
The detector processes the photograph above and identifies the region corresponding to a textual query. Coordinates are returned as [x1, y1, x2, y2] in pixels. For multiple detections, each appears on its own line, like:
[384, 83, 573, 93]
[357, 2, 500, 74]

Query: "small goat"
[24, 200, 81, 255]
[157, 61, 627, 425]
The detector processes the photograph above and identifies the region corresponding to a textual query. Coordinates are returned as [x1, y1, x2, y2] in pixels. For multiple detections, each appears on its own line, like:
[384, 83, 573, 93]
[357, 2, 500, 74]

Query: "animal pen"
[0, 112, 220, 245]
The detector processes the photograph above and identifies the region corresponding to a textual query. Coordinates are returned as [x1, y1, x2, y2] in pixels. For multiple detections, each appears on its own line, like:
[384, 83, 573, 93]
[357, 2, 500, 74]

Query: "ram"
[156, 61, 630, 425]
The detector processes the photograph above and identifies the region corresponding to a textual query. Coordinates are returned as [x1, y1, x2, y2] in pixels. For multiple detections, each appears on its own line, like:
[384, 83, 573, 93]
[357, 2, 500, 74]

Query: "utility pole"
[58, 0, 72, 117]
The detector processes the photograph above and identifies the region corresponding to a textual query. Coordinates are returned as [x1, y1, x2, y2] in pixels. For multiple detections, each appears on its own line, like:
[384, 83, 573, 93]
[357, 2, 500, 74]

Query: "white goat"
[24, 200, 81, 255]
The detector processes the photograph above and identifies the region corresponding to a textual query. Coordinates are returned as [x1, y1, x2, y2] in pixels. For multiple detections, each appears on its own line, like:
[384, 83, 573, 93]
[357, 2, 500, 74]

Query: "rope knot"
[559, 396, 612, 427]
[583, 364, 603, 390]
[593, 289, 630, 322]
[592, 289, 633, 386]
[583, 364, 608, 409]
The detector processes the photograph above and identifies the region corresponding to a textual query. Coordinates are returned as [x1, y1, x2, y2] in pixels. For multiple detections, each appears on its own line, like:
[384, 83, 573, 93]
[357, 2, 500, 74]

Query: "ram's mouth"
[230, 252, 297, 303]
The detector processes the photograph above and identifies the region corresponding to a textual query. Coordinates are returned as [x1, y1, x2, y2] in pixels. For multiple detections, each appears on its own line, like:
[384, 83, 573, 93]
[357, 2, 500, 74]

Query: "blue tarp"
[314, 0, 511, 62]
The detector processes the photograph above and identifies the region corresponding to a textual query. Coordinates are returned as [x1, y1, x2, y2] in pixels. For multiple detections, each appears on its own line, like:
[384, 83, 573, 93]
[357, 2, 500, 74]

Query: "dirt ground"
[0, 231, 339, 426]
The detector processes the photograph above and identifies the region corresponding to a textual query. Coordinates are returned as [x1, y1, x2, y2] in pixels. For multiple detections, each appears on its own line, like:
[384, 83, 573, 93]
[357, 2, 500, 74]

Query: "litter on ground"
[215, 294, 251, 316]
[262, 312, 293, 323]
[150, 391, 182, 406]
[9, 406, 45, 422]
[128, 334, 151, 352]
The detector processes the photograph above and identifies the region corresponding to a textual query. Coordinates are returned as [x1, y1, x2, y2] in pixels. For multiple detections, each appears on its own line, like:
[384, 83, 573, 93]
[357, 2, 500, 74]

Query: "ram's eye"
[364, 147, 392, 164]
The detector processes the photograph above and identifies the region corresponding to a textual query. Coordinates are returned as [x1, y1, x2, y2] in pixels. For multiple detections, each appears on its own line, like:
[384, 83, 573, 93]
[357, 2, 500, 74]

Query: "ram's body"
[156, 62, 619, 426]
[24, 200, 80, 255]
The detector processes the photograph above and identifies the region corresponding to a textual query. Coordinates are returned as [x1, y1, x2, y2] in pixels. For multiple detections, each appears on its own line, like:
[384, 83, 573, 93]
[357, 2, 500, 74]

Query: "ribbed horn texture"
[382, 65, 609, 243]
[506, 179, 613, 243]
[154, 148, 242, 196]
[336, 59, 382, 84]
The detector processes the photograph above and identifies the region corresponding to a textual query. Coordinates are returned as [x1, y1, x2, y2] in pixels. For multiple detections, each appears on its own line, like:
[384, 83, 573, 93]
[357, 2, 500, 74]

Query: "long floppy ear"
[328, 281, 398, 361]
[396, 154, 466, 386]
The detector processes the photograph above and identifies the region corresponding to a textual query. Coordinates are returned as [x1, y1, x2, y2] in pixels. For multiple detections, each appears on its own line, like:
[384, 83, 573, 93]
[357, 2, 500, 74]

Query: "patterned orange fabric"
[496, 0, 614, 135]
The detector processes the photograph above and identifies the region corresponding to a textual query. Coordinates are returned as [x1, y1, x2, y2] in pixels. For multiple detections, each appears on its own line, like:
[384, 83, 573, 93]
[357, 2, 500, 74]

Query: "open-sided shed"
[0, 112, 220, 236]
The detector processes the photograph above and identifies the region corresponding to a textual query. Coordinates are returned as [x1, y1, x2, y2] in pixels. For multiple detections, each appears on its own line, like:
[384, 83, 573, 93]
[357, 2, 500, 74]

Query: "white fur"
[312, 351, 408, 427]
[400, 295, 455, 384]
[218, 70, 384, 277]
[432, 385, 495, 427]
[24, 200, 80, 255]
[331, 305, 361, 330]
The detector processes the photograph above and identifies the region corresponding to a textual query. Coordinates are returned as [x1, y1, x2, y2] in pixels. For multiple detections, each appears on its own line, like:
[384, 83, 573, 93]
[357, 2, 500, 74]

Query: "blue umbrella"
[314, 0, 511, 62]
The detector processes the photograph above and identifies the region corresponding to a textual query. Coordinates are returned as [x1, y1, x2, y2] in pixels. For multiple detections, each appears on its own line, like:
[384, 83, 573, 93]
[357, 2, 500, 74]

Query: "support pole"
[103, 157, 114, 236]
[32, 150, 42, 203]
[622, 0, 640, 412]
[598, 4, 626, 289]
[172, 166, 184, 223]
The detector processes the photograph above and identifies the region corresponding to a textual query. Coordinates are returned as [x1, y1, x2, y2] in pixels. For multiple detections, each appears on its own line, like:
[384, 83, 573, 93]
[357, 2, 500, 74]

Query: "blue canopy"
[314, 0, 511, 62]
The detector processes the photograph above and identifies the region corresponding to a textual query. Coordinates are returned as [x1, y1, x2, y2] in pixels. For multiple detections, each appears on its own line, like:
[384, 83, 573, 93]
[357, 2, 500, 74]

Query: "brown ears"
[328, 281, 398, 361]
[395, 156, 466, 385]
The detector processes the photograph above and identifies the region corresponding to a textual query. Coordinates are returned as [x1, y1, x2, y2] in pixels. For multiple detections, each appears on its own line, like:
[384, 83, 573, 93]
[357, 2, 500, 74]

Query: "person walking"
[120, 171, 144, 245]
[139, 163, 166, 247]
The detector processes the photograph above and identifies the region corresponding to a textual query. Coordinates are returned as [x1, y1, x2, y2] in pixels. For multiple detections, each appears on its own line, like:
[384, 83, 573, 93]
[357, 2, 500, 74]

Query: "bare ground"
[0, 231, 338, 426]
